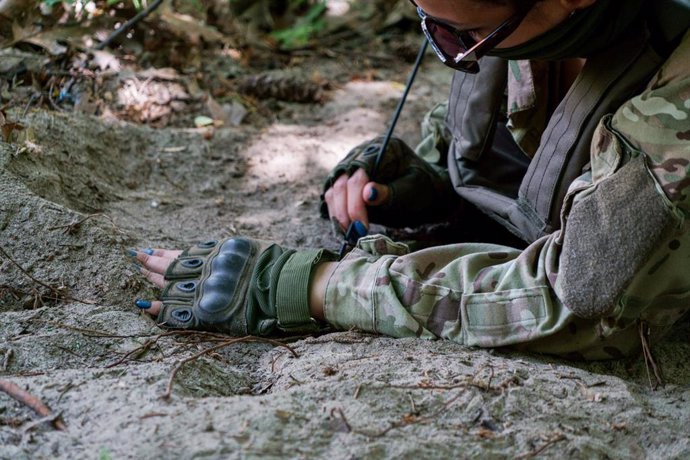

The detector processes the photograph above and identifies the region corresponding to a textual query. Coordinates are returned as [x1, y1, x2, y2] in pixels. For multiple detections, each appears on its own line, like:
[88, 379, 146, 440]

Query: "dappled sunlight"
[326, 0, 351, 17]
[245, 80, 406, 186]
[245, 108, 382, 183]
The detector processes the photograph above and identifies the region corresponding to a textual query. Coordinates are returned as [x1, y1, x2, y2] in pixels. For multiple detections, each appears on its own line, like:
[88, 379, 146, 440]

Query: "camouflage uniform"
[322, 31, 690, 360]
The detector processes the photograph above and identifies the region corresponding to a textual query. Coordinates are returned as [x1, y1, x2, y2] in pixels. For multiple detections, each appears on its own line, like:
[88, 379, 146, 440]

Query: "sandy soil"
[1, 45, 690, 460]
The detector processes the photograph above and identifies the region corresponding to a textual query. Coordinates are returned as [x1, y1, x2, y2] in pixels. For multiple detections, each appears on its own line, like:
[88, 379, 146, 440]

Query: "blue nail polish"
[132, 263, 142, 272]
[353, 220, 368, 238]
[368, 187, 378, 202]
[143, 248, 155, 255]
[135, 299, 152, 310]
[127, 249, 137, 257]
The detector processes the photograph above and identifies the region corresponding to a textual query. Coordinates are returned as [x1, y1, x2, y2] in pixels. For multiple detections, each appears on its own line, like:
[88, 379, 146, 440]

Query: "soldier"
[131, 0, 690, 361]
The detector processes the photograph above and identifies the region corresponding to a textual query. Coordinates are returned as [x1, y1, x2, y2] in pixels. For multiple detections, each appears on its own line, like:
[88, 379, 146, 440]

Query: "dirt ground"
[1, 14, 690, 459]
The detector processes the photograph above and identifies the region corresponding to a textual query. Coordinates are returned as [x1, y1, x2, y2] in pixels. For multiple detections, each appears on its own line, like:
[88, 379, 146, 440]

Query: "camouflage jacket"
[324, 31, 690, 360]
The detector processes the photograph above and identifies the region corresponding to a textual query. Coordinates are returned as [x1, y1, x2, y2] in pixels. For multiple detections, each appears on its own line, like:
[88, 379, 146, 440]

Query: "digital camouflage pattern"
[323, 31, 690, 360]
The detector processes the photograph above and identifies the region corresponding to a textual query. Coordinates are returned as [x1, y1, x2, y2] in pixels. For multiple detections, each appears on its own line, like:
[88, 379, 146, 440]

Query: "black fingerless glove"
[320, 136, 458, 228]
[157, 238, 337, 336]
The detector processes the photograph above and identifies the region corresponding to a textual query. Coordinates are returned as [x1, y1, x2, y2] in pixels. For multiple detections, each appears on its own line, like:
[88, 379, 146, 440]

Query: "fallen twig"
[334, 391, 464, 438]
[330, 408, 351, 432]
[96, 0, 165, 50]
[105, 330, 233, 368]
[639, 320, 664, 390]
[31, 319, 150, 339]
[0, 245, 96, 305]
[106, 330, 299, 368]
[353, 383, 362, 399]
[21, 93, 40, 118]
[162, 336, 299, 400]
[374, 366, 500, 394]
[106, 335, 163, 368]
[516, 433, 567, 459]
[1, 348, 13, 371]
[47, 79, 66, 112]
[47, 213, 124, 235]
[0, 379, 66, 431]
[21, 412, 64, 434]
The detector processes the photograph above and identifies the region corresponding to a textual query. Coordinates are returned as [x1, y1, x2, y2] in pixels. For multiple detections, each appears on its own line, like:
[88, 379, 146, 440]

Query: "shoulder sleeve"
[610, 30, 690, 215]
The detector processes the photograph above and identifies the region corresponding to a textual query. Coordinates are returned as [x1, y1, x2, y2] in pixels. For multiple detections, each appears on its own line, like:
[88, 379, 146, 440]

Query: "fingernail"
[368, 187, 378, 202]
[353, 220, 368, 238]
[143, 248, 155, 255]
[127, 249, 137, 257]
[132, 263, 142, 272]
[135, 299, 152, 310]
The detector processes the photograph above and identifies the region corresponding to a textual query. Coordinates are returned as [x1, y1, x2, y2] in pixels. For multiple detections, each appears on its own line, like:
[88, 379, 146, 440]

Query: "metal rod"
[371, 38, 429, 179]
[338, 38, 429, 258]
[96, 0, 165, 50]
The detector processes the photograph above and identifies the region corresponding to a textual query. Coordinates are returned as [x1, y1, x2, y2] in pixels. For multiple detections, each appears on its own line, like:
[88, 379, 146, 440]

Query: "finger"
[138, 265, 166, 288]
[135, 252, 176, 275]
[135, 299, 162, 316]
[362, 182, 391, 207]
[148, 248, 183, 259]
[325, 174, 351, 231]
[130, 248, 182, 259]
[347, 169, 371, 227]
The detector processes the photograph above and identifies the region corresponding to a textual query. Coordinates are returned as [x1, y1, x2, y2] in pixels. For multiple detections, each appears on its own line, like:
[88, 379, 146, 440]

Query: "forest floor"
[1, 3, 690, 459]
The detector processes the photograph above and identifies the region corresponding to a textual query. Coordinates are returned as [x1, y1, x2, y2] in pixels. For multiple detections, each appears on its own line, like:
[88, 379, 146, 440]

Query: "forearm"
[316, 224, 686, 361]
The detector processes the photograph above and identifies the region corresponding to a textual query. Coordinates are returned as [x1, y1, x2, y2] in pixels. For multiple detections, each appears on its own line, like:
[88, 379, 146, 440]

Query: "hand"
[323, 168, 390, 233]
[128, 238, 331, 335]
[321, 136, 456, 230]
[130, 246, 334, 323]
[130, 248, 182, 316]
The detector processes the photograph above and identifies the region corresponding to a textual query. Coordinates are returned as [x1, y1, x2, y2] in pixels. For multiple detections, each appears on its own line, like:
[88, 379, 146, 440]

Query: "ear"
[559, 0, 598, 12]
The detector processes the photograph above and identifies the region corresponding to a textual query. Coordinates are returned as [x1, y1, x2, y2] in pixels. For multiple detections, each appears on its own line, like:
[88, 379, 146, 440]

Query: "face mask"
[488, 0, 645, 61]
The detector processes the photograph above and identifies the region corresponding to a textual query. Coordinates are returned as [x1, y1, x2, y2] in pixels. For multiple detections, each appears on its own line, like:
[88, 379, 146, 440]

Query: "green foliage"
[270, 1, 328, 50]
[98, 447, 112, 460]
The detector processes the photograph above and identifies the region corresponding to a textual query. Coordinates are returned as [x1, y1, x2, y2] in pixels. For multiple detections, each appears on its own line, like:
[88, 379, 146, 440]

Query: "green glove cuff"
[276, 249, 336, 332]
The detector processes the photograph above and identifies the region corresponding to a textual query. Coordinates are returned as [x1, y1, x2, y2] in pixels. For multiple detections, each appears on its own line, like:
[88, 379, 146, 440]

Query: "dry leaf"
[12, 22, 68, 56]
[205, 95, 226, 122]
[205, 96, 247, 126]
[194, 116, 214, 128]
[137, 67, 180, 81]
[0, 109, 24, 142]
[159, 4, 228, 45]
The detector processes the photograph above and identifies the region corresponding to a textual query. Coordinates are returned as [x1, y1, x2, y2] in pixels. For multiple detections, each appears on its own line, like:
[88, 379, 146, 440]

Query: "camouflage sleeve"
[322, 33, 690, 361]
[414, 101, 451, 165]
[610, 30, 690, 214]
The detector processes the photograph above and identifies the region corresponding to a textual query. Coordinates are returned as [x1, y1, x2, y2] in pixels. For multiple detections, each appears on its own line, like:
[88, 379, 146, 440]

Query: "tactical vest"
[445, 0, 690, 244]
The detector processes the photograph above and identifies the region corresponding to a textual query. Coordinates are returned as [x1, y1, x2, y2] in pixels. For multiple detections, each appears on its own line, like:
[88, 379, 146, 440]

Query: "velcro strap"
[275, 249, 332, 331]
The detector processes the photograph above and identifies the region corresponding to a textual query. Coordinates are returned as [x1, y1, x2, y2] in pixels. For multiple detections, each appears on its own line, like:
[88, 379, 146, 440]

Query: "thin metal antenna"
[370, 38, 429, 179]
[338, 38, 429, 258]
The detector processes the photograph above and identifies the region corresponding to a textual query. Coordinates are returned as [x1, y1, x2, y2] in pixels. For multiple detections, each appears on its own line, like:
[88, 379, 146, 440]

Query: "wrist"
[308, 261, 338, 321]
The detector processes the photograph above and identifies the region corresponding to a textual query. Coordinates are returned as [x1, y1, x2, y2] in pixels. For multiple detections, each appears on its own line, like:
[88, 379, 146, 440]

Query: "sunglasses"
[410, 1, 534, 73]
